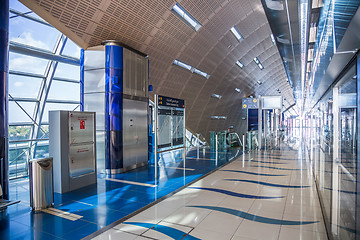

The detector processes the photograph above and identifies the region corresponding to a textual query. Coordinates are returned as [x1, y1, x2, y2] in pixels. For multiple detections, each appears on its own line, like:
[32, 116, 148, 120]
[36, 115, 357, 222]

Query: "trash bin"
[29, 158, 53, 212]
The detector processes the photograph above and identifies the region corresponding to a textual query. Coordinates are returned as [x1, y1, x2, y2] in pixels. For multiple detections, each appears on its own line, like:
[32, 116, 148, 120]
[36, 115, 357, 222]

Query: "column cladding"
[104, 44, 123, 173]
[0, 0, 9, 199]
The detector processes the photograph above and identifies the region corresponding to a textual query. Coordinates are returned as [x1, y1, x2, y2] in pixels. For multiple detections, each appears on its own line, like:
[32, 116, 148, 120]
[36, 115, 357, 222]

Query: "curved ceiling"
[20, 0, 295, 139]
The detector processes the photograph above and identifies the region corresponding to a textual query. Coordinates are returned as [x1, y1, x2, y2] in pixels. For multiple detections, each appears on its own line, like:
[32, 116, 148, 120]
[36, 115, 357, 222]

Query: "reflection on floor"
[0, 148, 240, 240]
[94, 145, 327, 240]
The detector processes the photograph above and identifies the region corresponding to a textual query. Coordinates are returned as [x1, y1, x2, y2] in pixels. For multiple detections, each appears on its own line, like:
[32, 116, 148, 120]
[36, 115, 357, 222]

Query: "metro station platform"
[91, 145, 327, 240]
[0, 148, 241, 240]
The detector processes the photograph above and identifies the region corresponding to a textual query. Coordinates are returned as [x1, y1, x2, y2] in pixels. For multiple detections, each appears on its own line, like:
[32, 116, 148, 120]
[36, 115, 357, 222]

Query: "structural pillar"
[103, 41, 123, 174]
[0, 0, 9, 199]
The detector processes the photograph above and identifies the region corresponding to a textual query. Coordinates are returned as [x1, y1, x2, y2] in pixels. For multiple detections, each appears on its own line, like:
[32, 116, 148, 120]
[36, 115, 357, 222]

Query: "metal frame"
[8, 8, 81, 179]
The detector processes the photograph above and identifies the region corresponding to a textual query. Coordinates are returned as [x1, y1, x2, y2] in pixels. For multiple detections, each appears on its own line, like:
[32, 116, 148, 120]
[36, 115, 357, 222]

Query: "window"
[172, 3, 201, 31]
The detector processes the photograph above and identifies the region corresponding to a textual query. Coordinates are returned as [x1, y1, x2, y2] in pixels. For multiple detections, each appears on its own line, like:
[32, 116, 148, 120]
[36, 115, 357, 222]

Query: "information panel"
[158, 95, 185, 108]
[262, 96, 282, 109]
[242, 98, 258, 109]
[157, 95, 185, 150]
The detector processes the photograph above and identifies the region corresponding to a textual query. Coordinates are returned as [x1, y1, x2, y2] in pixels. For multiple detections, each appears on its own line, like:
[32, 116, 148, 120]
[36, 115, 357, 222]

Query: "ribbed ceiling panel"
[21, 0, 295, 140]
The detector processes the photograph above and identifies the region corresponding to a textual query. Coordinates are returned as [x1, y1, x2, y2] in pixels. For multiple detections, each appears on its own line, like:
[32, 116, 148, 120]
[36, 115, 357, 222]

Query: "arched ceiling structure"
[20, 0, 295, 140]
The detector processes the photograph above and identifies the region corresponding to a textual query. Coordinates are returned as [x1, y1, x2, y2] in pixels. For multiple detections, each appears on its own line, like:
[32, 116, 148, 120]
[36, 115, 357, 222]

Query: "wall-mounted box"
[49, 111, 97, 193]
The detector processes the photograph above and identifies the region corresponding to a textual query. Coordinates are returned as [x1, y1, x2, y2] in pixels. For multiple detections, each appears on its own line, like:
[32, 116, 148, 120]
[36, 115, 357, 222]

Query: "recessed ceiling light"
[211, 93, 222, 99]
[211, 116, 227, 120]
[173, 59, 210, 79]
[271, 34, 276, 44]
[230, 26, 243, 42]
[194, 68, 210, 79]
[253, 57, 264, 70]
[236, 60, 244, 68]
[172, 3, 201, 31]
[173, 59, 192, 71]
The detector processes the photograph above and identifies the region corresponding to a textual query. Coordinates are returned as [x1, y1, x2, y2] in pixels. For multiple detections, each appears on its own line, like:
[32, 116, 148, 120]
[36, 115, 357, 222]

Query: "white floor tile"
[136, 205, 177, 222]
[195, 211, 242, 235]
[162, 205, 211, 227]
[187, 227, 233, 240]
[113, 215, 159, 235]
[278, 226, 328, 240]
[142, 221, 192, 240]
[234, 220, 280, 240]
[218, 196, 254, 211]
[281, 219, 327, 233]
[92, 228, 138, 240]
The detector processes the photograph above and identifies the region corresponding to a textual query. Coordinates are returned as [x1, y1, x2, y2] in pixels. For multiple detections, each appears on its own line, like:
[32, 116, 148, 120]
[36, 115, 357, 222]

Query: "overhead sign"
[158, 95, 185, 108]
[340, 93, 356, 108]
[262, 96, 282, 109]
[242, 98, 258, 109]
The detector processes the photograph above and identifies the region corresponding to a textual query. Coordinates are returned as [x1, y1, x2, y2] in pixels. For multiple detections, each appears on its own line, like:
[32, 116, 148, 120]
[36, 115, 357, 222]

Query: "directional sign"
[242, 98, 258, 109]
[158, 95, 185, 108]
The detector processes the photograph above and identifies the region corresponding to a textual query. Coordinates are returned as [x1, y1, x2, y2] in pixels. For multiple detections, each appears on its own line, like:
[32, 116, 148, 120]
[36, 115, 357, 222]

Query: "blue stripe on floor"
[324, 187, 356, 194]
[220, 169, 286, 176]
[250, 165, 305, 171]
[124, 222, 201, 240]
[250, 160, 287, 164]
[338, 225, 356, 233]
[224, 179, 310, 188]
[187, 206, 319, 225]
[189, 187, 283, 199]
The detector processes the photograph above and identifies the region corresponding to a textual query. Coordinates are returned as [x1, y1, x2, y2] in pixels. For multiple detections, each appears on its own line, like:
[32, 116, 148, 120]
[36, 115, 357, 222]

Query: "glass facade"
[307, 58, 358, 239]
[8, 1, 80, 179]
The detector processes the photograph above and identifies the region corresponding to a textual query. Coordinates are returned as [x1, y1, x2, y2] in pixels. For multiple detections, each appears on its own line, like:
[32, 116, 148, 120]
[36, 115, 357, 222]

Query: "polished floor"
[0, 148, 241, 239]
[93, 145, 327, 240]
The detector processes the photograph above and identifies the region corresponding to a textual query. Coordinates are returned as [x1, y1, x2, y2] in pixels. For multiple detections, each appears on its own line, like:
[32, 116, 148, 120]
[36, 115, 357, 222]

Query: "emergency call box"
[49, 111, 97, 193]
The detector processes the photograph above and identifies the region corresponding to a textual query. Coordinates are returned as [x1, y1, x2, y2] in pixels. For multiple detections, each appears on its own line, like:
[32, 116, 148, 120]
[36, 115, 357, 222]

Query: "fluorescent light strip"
[236, 60, 244, 68]
[253, 57, 264, 70]
[194, 68, 210, 79]
[173, 59, 192, 71]
[257, 80, 262, 85]
[211, 116, 227, 120]
[211, 93, 222, 99]
[271, 34, 276, 44]
[172, 3, 201, 31]
[235, 88, 241, 93]
[230, 26, 243, 42]
[173, 59, 210, 79]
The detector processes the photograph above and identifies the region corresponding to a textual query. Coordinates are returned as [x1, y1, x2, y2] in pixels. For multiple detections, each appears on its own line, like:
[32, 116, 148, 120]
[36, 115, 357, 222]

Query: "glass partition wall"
[310, 58, 358, 240]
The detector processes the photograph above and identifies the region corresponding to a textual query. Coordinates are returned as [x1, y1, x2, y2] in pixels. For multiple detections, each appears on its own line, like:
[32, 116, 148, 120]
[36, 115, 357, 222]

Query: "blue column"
[104, 42, 123, 174]
[356, 53, 360, 240]
[0, 0, 9, 199]
[80, 49, 84, 111]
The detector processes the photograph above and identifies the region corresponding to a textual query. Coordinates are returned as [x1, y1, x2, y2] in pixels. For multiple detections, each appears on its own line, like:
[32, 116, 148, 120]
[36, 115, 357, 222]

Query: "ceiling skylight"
[211, 116, 227, 120]
[172, 3, 201, 31]
[253, 57, 264, 70]
[271, 34, 276, 44]
[173, 59, 192, 71]
[230, 26, 243, 42]
[211, 94, 222, 99]
[236, 60, 244, 68]
[173, 59, 210, 79]
[194, 68, 210, 79]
